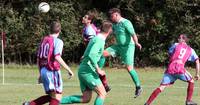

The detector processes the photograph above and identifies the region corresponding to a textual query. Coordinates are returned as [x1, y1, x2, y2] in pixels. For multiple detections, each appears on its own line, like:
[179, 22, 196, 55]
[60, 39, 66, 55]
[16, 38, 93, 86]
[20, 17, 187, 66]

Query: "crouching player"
[145, 34, 199, 105]
[60, 21, 113, 105]
[23, 21, 74, 105]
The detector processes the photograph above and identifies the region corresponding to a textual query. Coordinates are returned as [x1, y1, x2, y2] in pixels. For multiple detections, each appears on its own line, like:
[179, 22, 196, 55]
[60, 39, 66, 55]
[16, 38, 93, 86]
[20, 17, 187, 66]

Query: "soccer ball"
[38, 2, 50, 13]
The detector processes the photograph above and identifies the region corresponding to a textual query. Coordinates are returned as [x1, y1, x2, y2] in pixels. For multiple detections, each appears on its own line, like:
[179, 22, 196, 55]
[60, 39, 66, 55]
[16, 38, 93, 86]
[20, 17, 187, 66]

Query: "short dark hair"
[179, 34, 189, 42]
[100, 20, 112, 33]
[50, 21, 61, 34]
[109, 8, 121, 15]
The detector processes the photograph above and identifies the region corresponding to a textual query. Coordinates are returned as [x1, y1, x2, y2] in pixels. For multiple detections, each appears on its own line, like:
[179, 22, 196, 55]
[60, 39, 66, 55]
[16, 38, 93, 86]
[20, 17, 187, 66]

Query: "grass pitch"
[0, 65, 200, 105]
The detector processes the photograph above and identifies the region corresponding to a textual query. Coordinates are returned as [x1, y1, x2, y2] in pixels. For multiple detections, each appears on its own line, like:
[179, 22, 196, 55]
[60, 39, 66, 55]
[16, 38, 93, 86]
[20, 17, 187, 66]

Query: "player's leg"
[23, 95, 51, 105]
[23, 67, 54, 105]
[94, 84, 107, 105]
[81, 73, 106, 105]
[177, 71, 197, 105]
[60, 90, 92, 104]
[98, 55, 111, 92]
[47, 70, 64, 105]
[145, 73, 176, 105]
[98, 45, 118, 92]
[121, 44, 142, 97]
[60, 73, 92, 104]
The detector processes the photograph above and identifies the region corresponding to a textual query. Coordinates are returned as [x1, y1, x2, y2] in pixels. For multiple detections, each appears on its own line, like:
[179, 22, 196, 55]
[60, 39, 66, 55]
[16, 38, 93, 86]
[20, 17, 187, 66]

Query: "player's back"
[167, 42, 192, 74]
[37, 36, 60, 71]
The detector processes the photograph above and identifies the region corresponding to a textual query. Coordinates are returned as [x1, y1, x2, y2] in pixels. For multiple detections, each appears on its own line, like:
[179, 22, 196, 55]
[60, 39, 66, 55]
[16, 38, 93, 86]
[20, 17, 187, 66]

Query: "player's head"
[82, 12, 95, 24]
[50, 21, 61, 34]
[178, 34, 188, 43]
[100, 20, 113, 35]
[109, 8, 121, 22]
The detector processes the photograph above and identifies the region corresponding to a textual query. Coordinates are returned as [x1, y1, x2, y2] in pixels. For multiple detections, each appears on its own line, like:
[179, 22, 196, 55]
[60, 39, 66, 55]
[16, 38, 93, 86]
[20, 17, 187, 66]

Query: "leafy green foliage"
[1, 0, 200, 66]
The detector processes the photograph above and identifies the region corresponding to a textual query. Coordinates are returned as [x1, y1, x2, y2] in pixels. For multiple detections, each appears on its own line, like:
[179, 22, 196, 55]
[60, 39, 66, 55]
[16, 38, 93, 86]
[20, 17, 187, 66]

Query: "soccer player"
[60, 21, 113, 105]
[23, 21, 74, 105]
[82, 12, 99, 44]
[82, 12, 111, 92]
[144, 34, 200, 105]
[99, 8, 142, 98]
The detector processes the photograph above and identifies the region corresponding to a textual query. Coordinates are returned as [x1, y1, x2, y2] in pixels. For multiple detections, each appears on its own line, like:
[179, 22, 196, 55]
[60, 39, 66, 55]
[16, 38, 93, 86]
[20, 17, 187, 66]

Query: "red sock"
[49, 98, 59, 105]
[186, 82, 194, 101]
[99, 75, 108, 87]
[146, 88, 161, 104]
[29, 95, 51, 105]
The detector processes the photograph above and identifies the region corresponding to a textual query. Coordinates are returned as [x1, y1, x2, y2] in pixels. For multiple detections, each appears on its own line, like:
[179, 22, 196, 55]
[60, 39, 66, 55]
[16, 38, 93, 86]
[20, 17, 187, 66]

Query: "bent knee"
[103, 51, 110, 57]
[158, 85, 167, 92]
[189, 79, 194, 83]
[82, 96, 91, 103]
[99, 90, 107, 99]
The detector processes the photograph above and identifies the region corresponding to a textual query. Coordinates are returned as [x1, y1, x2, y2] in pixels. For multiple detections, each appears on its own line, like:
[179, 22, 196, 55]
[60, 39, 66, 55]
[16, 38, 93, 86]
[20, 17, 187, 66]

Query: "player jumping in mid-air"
[144, 34, 199, 105]
[60, 21, 113, 105]
[82, 11, 111, 92]
[23, 21, 74, 105]
[98, 8, 143, 98]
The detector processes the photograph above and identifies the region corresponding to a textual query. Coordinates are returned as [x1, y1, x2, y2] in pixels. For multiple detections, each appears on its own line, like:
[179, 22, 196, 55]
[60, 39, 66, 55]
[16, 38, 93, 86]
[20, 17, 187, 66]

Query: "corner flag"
[1, 32, 6, 84]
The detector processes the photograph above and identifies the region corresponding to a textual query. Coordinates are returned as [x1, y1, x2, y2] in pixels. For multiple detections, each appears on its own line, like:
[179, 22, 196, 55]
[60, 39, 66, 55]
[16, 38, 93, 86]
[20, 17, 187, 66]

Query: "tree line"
[0, 0, 200, 67]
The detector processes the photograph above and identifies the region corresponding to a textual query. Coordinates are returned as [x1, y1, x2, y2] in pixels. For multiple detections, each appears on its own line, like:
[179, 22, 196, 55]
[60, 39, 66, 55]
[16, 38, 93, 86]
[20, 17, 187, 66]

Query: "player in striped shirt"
[144, 34, 199, 105]
[23, 21, 74, 105]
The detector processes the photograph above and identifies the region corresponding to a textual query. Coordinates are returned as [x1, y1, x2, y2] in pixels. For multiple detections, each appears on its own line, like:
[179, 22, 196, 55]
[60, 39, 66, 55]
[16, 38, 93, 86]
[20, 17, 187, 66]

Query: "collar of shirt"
[117, 17, 124, 23]
[98, 33, 106, 41]
[50, 34, 58, 38]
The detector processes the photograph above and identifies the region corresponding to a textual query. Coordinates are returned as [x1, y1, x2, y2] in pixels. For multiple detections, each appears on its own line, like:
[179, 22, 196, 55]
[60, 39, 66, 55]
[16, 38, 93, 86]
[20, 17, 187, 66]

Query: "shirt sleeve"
[124, 20, 136, 36]
[54, 38, 63, 56]
[85, 26, 96, 36]
[188, 49, 199, 62]
[168, 43, 177, 55]
[88, 40, 101, 67]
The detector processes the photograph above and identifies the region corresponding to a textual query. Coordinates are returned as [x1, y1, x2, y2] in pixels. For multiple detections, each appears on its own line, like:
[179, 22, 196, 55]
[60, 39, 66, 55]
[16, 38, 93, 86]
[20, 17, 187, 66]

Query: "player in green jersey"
[99, 8, 142, 98]
[60, 21, 113, 105]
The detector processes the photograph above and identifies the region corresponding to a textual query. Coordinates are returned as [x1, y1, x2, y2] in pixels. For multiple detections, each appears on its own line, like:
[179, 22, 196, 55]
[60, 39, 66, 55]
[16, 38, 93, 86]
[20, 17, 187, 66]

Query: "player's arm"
[188, 49, 200, 80]
[132, 34, 142, 50]
[194, 58, 200, 80]
[54, 39, 74, 78]
[55, 55, 74, 77]
[124, 20, 142, 50]
[88, 41, 105, 76]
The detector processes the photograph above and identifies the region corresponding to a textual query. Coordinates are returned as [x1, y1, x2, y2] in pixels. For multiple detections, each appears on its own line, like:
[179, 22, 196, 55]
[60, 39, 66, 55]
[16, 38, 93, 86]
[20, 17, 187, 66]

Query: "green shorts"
[105, 44, 135, 66]
[78, 65, 102, 92]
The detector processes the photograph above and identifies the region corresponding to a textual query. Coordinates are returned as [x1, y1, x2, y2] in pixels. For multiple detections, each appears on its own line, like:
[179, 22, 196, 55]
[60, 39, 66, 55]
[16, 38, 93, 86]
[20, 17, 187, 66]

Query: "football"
[38, 2, 50, 13]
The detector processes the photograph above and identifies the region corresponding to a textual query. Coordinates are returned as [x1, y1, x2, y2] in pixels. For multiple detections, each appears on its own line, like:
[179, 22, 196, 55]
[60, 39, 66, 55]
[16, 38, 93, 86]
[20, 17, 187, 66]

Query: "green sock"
[94, 97, 104, 105]
[98, 56, 106, 69]
[129, 69, 140, 87]
[60, 95, 82, 104]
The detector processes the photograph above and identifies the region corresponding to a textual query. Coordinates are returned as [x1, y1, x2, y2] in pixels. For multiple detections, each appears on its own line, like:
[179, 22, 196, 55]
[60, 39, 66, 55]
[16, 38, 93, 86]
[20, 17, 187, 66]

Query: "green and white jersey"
[113, 18, 136, 46]
[79, 34, 105, 73]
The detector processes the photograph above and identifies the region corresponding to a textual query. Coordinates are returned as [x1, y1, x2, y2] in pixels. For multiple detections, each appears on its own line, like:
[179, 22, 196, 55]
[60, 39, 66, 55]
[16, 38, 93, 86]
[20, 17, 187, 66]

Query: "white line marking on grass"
[0, 83, 199, 89]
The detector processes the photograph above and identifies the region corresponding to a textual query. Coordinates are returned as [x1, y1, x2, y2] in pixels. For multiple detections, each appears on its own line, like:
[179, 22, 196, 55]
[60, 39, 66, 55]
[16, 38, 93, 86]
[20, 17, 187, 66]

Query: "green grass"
[0, 65, 200, 105]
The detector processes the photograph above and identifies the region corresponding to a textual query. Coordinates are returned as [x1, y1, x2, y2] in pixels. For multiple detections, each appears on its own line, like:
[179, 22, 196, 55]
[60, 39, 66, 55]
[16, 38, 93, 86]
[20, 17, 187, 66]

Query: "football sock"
[29, 95, 51, 105]
[94, 97, 104, 105]
[146, 88, 161, 104]
[129, 69, 140, 87]
[49, 98, 59, 105]
[186, 82, 194, 101]
[99, 75, 108, 87]
[60, 95, 82, 104]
